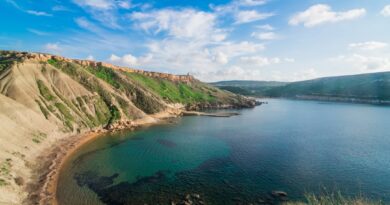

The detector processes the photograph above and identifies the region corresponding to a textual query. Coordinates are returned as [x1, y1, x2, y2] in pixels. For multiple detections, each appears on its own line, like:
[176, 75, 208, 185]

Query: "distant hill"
[212, 72, 390, 104]
[210, 80, 287, 96]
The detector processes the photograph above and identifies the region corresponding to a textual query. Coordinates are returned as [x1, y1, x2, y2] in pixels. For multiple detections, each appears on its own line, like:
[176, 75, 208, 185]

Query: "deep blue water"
[57, 99, 390, 204]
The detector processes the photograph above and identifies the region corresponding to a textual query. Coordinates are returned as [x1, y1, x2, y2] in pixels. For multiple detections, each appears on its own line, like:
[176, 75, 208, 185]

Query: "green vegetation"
[36, 80, 55, 101]
[0, 51, 22, 74]
[214, 72, 390, 102]
[55, 102, 74, 131]
[35, 100, 50, 119]
[47, 58, 59, 67]
[126, 73, 214, 104]
[107, 105, 120, 125]
[267, 72, 390, 101]
[0, 159, 12, 186]
[211, 80, 288, 96]
[32, 132, 47, 144]
[285, 192, 382, 205]
[0, 178, 7, 186]
[86, 66, 122, 89]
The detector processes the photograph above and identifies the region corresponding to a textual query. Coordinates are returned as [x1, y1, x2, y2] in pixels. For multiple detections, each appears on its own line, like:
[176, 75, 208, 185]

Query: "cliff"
[0, 50, 255, 204]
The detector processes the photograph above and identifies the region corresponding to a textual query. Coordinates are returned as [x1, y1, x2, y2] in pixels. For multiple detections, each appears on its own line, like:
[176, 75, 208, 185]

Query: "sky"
[1, 0, 390, 82]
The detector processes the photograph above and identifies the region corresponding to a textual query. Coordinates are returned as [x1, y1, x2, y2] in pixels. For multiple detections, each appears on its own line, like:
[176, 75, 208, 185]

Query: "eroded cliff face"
[0, 50, 256, 204]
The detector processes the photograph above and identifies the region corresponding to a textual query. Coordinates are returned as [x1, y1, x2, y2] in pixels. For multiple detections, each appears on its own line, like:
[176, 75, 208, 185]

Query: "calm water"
[57, 99, 390, 205]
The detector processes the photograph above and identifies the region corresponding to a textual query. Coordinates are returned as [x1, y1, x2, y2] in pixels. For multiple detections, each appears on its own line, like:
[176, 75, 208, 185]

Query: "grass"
[0, 178, 7, 186]
[86, 66, 122, 89]
[55, 102, 74, 131]
[126, 73, 214, 104]
[285, 192, 383, 205]
[36, 80, 55, 101]
[0, 159, 12, 186]
[47, 58, 59, 67]
[47, 60, 121, 124]
[32, 132, 47, 143]
[35, 99, 50, 119]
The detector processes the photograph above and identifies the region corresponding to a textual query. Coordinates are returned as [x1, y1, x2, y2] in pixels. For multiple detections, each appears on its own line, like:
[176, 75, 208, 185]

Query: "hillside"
[211, 81, 287, 96]
[213, 72, 390, 104]
[0, 50, 255, 204]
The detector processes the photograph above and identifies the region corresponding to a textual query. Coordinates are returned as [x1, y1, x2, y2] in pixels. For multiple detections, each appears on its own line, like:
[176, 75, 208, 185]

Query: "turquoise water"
[57, 99, 390, 204]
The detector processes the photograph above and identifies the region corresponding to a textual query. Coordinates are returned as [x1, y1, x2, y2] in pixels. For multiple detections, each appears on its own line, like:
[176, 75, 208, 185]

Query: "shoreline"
[27, 110, 182, 205]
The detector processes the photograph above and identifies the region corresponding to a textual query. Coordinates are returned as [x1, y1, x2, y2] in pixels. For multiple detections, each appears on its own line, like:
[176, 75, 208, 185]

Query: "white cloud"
[211, 0, 267, 14]
[27, 28, 50, 36]
[72, 0, 130, 29]
[237, 0, 267, 7]
[5, 0, 52, 16]
[109, 53, 154, 67]
[334, 54, 390, 71]
[213, 41, 265, 57]
[214, 52, 229, 65]
[109, 54, 138, 66]
[289, 4, 366, 27]
[256, 24, 274, 31]
[194, 66, 263, 82]
[240, 56, 280, 66]
[349, 41, 388, 50]
[251, 31, 278, 40]
[130, 9, 224, 41]
[117, 1, 132, 9]
[234, 10, 274, 24]
[44, 43, 62, 53]
[26, 10, 52, 16]
[75, 17, 102, 33]
[73, 0, 114, 10]
[381, 5, 390, 17]
[86, 55, 94, 60]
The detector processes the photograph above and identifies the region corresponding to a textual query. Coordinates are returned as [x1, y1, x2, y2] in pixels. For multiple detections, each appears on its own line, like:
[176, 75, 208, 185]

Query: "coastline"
[27, 109, 182, 205]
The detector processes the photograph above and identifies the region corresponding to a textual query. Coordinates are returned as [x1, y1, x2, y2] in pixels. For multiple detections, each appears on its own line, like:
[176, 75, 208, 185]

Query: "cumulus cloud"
[234, 10, 274, 24]
[213, 52, 229, 65]
[289, 4, 366, 27]
[381, 5, 390, 17]
[130, 9, 225, 41]
[251, 31, 278, 40]
[109, 53, 153, 67]
[109, 54, 138, 66]
[334, 54, 390, 71]
[349, 41, 388, 50]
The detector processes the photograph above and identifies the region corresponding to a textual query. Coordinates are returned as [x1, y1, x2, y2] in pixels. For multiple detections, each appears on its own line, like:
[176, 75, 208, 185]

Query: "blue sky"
[1, 0, 390, 82]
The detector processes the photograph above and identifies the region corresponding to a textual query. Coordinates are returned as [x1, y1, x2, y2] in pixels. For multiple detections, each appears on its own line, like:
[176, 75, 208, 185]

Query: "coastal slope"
[0, 50, 256, 204]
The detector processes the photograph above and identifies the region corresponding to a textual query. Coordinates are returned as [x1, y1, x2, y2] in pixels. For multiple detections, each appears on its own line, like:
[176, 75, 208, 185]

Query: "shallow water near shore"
[57, 99, 390, 204]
